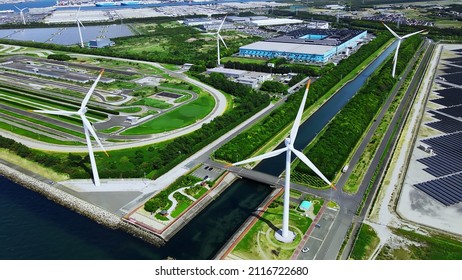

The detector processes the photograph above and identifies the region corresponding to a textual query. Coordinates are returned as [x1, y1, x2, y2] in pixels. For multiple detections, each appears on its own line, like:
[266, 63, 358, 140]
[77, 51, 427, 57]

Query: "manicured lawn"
[121, 93, 214, 135]
[132, 97, 172, 109]
[99, 126, 123, 133]
[232, 196, 314, 260]
[0, 120, 80, 146]
[170, 199, 193, 218]
[0, 108, 86, 139]
[118, 107, 142, 113]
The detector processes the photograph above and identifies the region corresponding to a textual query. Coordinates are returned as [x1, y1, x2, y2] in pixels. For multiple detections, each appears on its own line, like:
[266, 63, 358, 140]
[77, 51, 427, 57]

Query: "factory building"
[89, 38, 115, 48]
[239, 28, 367, 63]
[206, 67, 271, 89]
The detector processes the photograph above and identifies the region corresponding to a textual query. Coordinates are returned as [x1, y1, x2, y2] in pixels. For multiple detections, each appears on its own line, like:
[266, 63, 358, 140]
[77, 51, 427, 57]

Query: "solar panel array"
[439, 104, 462, 118]
[442, 65, 462, 74]
[431, 88, 462, 107]
[426, 111, 462, 134]
[415, 173, 462, 206]
[414, 55, 462, 206]
[440, 73, 462, 85]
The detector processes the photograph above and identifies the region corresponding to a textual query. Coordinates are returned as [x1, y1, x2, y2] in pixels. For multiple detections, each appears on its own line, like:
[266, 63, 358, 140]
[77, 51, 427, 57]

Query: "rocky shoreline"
[0, 163, 165, 247]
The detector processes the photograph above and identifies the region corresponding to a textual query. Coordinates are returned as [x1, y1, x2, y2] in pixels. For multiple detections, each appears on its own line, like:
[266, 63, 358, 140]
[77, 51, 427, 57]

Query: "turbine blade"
[83, 125, 100, 186]
[232, 147, 287, 166]
[33, 109, 77, 116]
[401, 29, 425, 39]
[217, 15, 227, 33]
[291, 148, 335, 189]
[290, 79, 310, 141]
[382, 22, 400, 39]
[78, 19, 85, 29]
[393, 40, 401, 64]
[81, 115, 109, 156]
[76, 6, 81, 18]
[14, 5, 19, 11]
[80, 69, 104, 111]
[218, 34, 228, 49]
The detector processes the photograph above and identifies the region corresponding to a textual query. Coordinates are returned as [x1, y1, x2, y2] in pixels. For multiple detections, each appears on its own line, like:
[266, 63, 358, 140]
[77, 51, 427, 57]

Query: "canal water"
[256, 41, 397, 175]
[0, 41, 396, 259]
[0, 176, 270, 259]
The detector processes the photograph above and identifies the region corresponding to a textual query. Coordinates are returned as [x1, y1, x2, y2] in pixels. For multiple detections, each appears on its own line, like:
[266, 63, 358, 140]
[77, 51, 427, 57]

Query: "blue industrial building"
[89, 38, 115, 48]
[239, 28, 367, 63]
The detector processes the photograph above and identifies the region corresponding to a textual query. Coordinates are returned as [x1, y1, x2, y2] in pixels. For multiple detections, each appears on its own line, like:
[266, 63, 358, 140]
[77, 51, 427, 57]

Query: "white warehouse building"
[239, 28, 367, 63]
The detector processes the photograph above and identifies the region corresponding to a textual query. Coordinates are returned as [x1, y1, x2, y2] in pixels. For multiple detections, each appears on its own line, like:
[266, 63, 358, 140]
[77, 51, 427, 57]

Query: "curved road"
[1, 51, 228, 152]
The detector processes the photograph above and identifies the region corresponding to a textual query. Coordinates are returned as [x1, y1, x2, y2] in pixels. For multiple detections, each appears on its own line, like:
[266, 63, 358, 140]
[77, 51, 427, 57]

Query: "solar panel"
[417, 132, 462, 177]
[439, 74, 462, 86]
[441, 65, 462, 74]
[415, 173, 462, 206]
[431, 88, 462, 107]
[438, 105, 462, 119]
[426, 111, 462, 134]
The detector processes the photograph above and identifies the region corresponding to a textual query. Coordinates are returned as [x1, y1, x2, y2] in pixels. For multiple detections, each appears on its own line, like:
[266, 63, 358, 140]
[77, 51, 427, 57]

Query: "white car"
[302, 247, 310, 253]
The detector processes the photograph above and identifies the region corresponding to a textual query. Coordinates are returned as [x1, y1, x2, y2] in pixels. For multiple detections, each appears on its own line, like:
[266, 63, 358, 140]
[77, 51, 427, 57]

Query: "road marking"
[313, 209, 339, 260]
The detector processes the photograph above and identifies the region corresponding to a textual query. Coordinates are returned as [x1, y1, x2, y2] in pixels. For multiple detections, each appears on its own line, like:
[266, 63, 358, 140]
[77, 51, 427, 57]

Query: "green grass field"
[220, 56, 267, 64]
[132, 97, 172, 109]
[121, 93, 214, 135]
[435, 20, 462, 28]
[350, 223, 380, 260]
[231, 196, 316, 260]
[377, 228, 462, 260]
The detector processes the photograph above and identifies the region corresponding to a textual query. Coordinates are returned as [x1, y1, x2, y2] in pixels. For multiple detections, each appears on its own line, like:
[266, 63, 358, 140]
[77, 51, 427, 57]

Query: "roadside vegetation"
[214, 32, 392, 164]
[144, 175, 201, 213]
[377, 228, 462, 260]
[349, 223, 380, 260]
[291, 35, 422, 188]
[343, 38, 427, 193]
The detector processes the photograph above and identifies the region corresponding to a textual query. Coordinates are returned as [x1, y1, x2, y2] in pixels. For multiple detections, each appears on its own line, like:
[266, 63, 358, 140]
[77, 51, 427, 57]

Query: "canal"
[0, 41, 397, 260]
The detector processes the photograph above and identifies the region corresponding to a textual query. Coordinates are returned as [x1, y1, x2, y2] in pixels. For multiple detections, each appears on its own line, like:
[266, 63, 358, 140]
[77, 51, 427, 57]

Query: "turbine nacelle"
[230, 79, 336, 243]
[382, 22, 425, 78]
[78, 107, 88, 115]
[32, 70, 106, 186]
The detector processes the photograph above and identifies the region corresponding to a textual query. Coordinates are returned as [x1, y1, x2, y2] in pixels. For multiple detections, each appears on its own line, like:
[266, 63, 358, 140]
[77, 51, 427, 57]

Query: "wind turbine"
[382, 22, 425, 78]
[215, 15, 228, 66]
[34, 70, 108, 187]
[14, 6, 27, 25]
[76, 7, 86, 48]
[229, 80, 336, 243]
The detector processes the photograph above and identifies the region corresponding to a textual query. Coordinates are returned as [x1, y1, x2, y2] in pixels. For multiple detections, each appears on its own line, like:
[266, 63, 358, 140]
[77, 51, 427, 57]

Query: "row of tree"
[214, 32, 392, 163]
[295, 35, 423, 180]
[1, 70, 270, 181]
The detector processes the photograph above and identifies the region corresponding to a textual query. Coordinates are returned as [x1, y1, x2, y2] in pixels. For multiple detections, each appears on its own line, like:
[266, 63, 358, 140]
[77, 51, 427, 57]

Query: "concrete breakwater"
[0, 163, 165, 247]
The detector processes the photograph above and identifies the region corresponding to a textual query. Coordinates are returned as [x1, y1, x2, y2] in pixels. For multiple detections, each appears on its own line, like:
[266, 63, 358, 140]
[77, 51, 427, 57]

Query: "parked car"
[302, 247, 310, 253]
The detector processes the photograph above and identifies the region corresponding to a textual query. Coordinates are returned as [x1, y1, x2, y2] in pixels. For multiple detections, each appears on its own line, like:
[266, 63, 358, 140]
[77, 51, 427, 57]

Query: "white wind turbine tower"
[76, 7, 86, 48]
[14, 6, 27, 25]
[382, 22, 425, 78]
[230, 80, 336, 243]
[34, 70, 108, 187]
[215, 16, 228, 66]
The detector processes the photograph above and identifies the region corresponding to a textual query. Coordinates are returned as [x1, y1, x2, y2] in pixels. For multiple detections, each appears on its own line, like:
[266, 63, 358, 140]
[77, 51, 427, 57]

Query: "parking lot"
[192, 165, 224, 182]
[297, 207, 338, 260]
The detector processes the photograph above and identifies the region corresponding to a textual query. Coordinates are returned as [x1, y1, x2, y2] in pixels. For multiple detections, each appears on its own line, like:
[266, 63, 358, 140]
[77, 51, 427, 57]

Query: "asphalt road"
[321, 39, 435, 260]
[1, 53, 228, 151]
